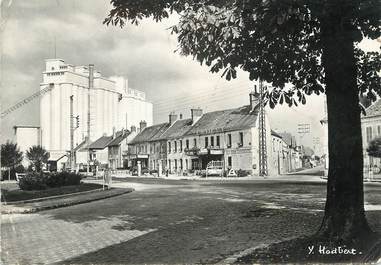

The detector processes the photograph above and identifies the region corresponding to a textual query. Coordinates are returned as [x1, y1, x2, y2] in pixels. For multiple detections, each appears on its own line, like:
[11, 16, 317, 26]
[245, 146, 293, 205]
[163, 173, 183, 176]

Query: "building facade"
[128, 92, 280, 176]
[39, 59, 153, 169]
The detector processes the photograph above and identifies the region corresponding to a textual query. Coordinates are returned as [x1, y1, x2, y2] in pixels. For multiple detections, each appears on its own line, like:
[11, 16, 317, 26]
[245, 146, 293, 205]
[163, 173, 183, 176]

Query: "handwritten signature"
[307, 245, 361, 255]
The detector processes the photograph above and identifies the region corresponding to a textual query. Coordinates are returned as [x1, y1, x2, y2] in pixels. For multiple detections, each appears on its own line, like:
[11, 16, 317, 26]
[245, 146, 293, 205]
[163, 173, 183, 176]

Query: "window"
[185, 159, 188, 170]
[180, 140, 183, 152]
[186, 139, 189, 149]
[239, 132, 244, 146]
[174, 141, 177, 152]
[211, 136, 214, 146]
[378, 125, 381, 136]
[227, 134, 232, 147]
[228, 156, 232, 167]
[194, 138, 197, 147]
[168, 142, 171, 153]
[168, 160, 171, 170]
[180, 159, 183, 170]
[174, 159, 177, 170]
[216, 136, 220, 147]
[366, 127, 373, 143]
[205, 137, 209, 148]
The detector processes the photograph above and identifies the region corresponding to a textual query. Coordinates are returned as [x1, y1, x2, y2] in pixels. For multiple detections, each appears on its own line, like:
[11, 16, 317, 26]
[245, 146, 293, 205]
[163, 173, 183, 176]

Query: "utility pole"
[87, 64, 94, 173]
[70, 95, 74, 170]
[258, 79, 268, 177]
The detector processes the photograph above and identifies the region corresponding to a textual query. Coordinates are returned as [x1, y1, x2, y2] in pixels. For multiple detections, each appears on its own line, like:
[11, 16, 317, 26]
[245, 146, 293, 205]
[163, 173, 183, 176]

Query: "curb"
[1, 188, 134, 214]
[3, 188, 105, 205]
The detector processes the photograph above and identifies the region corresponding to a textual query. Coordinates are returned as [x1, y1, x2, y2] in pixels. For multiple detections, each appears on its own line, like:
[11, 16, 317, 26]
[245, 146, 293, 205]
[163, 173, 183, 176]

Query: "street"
[2, 177, 381, 264]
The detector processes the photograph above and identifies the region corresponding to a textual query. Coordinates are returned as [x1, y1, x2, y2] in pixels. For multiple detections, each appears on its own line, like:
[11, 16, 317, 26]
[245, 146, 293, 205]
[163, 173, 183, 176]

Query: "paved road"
[2, 178, 381, 264]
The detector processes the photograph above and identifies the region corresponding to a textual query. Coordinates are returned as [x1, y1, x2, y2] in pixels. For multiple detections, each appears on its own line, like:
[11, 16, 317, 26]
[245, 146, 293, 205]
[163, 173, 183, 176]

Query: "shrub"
[18, 171, 83, 190]
[18, 172, 48, 190]
[237, 169, 251, 177]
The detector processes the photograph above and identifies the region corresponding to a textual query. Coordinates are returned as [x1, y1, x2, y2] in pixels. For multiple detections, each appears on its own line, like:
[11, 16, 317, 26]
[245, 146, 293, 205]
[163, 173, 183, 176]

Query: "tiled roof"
[130, 123, 170, 144]
[363, 100, 381, 118]
[156, 119, 193, 140]
[87, 135, 113, 150]
[107, 130, 130, 147]
[185, 105, 259, 136]
[271, 130, 282, 138]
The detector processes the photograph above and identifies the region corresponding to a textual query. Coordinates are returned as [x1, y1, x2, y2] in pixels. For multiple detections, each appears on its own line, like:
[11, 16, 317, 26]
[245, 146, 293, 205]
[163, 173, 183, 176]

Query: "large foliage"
[104, 0, 380, 108]
[26, 146, 49, 172]
[1, 141, 23, 168]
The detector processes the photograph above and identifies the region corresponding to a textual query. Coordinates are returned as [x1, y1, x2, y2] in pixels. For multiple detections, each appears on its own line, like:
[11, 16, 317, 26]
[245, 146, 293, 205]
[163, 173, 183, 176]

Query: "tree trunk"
[318, 11, 373, 241]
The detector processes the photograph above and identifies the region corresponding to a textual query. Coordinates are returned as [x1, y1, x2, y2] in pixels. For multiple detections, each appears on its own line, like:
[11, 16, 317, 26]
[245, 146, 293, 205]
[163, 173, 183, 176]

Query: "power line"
[153, 83, 251, 110]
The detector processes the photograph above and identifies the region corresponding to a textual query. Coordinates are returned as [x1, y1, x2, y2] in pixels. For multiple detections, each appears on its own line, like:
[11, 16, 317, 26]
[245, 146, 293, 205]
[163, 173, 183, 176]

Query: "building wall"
[40, 59, 153, 161]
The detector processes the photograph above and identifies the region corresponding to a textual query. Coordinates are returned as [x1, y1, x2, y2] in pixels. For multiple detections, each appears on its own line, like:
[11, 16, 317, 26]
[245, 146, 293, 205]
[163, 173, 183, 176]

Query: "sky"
[0, 0, 379, 154]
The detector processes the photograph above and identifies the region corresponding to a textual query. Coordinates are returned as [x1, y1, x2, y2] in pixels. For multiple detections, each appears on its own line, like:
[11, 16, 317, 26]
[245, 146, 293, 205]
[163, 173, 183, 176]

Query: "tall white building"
[40, 59, 153, 162]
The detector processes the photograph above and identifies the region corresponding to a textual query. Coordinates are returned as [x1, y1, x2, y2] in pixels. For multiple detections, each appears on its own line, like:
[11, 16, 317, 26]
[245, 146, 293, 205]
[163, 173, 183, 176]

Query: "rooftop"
[156, 119, 193, 140]
[87, 135, 113, 150]
[185, 105, 259, 136]
[107, 130, 130, 147]
[130, 123, 170, 144]
[363, 99, 381, 118]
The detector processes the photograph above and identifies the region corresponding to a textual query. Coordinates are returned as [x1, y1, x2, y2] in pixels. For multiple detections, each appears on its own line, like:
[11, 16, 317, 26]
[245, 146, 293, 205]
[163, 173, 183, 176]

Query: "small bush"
[237, 169, 251, 177]
[149, 169, 158, 174]
[18, 172, 48, 190]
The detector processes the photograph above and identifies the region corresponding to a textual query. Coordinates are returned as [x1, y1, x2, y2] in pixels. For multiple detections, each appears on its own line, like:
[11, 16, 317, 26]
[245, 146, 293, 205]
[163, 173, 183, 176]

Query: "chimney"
[179, 113, 183, 120]
[130, 125, 136, 133]
[169, 112, 178, 125]
[250, 85, 260, 110]
[112, 127, 116, 139]
[191, 108, 203, 124]
[139, 120, 147, 131]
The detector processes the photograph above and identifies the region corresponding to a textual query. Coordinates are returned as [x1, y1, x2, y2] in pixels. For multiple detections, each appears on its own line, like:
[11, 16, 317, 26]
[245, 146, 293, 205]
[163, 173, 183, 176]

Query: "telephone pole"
[70, 95, 74, 170]
[258, 79, 268, 177]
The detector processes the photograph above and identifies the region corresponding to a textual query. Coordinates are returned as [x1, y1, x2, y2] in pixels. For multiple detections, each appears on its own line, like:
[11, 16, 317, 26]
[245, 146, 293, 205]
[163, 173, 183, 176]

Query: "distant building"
[39, 59, 153, 170]
[321, 98, 381, 179]
[13, 126, 41, 167]
[362, 100, 381, 172]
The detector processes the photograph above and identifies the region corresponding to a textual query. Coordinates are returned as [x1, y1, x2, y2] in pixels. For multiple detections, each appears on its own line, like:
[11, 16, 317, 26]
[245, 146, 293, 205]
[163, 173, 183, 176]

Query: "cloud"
[0, 0, 328, 149]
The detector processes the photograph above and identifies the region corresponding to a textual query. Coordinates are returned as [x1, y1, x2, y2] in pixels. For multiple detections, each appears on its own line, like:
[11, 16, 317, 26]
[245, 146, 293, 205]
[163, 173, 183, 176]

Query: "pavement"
[1, 176, 381, 264]
[1, 187, 134, 214]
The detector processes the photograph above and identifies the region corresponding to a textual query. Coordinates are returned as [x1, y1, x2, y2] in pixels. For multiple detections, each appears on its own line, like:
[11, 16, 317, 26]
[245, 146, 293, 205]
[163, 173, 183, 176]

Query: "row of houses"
[74, 92, 306, 176]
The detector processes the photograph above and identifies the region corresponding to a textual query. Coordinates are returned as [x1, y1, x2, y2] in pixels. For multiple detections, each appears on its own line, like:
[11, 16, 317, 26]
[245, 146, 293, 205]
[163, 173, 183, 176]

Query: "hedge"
[18, 171, 83, 191]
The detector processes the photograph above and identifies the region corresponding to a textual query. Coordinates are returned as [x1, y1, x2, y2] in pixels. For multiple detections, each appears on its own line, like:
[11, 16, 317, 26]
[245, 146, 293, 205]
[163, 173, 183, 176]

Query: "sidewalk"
[1, 187, 134, 214]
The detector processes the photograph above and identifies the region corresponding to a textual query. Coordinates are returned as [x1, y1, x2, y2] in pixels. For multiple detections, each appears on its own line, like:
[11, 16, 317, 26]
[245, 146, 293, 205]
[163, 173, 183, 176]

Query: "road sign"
[227, 169, 237, 177]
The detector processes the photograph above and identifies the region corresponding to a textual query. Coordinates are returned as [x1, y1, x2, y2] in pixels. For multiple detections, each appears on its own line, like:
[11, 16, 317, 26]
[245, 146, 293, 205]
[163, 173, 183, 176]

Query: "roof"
[130, 123, 170, 144]
[363, 100, 381, 118]
[107, 130, 130, 147]
[156, 119, 193, 140]
[87, 135, 113, 150]
[73, 140, 87, 152]
[185, 105, 258, 136]
[271, 130, 282, 138]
